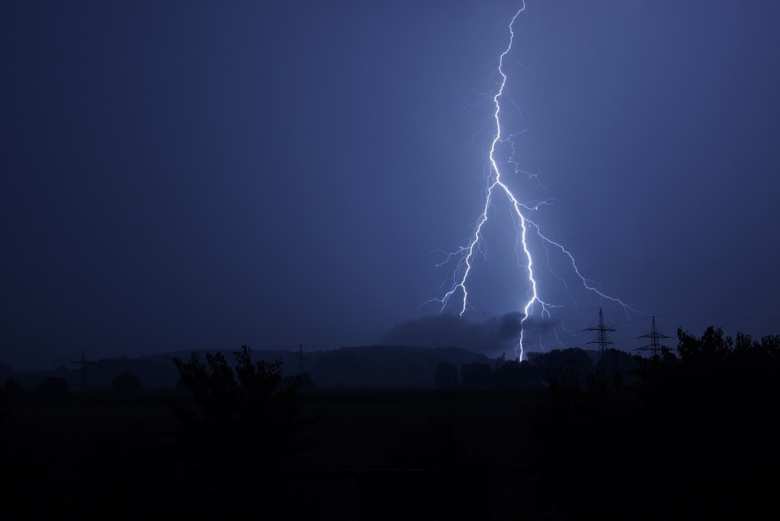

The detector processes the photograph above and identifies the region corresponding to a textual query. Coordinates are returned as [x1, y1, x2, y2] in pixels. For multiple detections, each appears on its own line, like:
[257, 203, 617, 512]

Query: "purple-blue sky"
[2, 0, 779, 368]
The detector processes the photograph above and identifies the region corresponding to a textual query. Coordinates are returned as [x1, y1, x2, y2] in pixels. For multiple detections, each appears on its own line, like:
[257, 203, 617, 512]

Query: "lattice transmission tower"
[585, 308, 616, 354]
[636, 316, 672, 357]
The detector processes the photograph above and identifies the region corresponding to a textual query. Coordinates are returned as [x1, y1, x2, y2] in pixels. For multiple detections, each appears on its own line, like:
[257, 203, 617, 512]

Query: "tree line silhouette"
[0, 327, 777, 519]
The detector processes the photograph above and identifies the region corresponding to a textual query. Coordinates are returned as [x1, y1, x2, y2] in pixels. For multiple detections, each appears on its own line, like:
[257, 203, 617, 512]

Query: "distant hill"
[6, 346, 646, 391]
[308, 345, 489, 389]
[8, 345, 491, 391]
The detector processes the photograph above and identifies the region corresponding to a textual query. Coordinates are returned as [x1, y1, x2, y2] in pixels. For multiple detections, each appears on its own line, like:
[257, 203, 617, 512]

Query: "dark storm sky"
[2, 0, 779, 368]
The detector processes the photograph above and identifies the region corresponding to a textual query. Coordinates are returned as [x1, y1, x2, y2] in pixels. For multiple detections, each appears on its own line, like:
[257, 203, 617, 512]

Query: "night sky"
[3, 0, 779, 369]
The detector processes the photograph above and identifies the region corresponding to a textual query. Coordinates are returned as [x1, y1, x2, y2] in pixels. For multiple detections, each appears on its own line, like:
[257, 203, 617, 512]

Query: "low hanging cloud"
[383, 312, 558, 355]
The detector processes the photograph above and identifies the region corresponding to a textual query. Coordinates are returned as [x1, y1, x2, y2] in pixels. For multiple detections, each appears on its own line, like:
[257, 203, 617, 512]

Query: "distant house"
[532, 348, 593, 389]
[596, 348, 640, 386]
[493, 360, 545, 389]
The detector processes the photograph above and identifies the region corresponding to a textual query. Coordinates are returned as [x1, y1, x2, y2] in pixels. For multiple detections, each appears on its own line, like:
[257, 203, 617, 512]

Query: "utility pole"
[636, 316, 671, 357]
[71, 352, 96, 391]
[585, 308, 616, 355]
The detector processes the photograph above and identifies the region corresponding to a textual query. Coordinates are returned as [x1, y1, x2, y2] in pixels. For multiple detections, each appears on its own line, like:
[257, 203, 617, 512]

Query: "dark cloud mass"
[383, 313, 557, 356]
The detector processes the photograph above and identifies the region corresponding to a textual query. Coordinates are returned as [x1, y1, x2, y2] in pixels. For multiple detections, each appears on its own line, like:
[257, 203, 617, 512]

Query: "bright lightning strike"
[435, 2, 632, 361]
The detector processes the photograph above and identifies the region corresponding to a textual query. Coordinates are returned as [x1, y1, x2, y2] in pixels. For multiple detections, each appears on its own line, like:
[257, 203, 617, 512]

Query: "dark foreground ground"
[2, 332, 779, 520]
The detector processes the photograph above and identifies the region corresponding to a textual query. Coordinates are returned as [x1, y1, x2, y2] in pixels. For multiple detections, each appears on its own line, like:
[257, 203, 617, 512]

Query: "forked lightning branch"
[435, 2, 632, 361]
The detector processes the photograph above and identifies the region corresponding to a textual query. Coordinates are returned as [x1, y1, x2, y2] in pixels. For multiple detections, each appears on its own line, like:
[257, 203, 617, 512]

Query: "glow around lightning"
[437, 2, 632, 361]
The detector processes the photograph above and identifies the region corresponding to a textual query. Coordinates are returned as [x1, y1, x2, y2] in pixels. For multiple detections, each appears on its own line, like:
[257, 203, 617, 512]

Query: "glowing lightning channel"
[436, 2, 633, 361]
[524, 218, 636, 317]
[439, 3, 539, 361]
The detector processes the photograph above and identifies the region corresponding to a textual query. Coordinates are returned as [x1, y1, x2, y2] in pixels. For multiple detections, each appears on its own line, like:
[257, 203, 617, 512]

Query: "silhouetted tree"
[678, 326, 732, 363]
[173, 346, 300, 466]
[534, 348, 593, 389]
[171, 346, 302, 514]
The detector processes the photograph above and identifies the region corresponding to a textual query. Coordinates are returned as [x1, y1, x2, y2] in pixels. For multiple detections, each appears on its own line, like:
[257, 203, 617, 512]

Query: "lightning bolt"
[435, 2, 633, 361]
